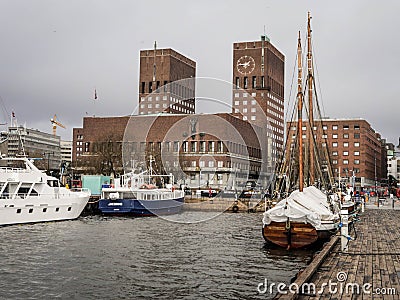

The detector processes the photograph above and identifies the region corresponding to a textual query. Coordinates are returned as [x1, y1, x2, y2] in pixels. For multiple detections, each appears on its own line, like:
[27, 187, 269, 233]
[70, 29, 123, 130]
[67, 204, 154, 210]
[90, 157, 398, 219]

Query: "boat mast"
[297, 31, 304, 192]
[307, 12, 315, 186]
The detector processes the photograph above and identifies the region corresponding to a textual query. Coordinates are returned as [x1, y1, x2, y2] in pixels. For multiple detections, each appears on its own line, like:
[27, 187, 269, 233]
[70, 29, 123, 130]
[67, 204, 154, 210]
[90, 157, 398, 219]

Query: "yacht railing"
[0, 167, 32, 174]
[0, 188, 90, 200]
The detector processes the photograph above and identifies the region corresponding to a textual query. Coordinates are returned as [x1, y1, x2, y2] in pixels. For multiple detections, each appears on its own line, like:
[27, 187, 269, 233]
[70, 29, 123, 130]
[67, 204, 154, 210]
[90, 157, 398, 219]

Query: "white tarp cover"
[263, 186, 337, 228]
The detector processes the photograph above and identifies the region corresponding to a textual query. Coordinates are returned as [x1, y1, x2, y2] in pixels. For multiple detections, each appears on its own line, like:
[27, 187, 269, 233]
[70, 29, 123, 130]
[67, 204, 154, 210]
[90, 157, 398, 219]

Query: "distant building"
[7, 126, 61, 170]
[138, 46, 196, 115]
[232, 35, 285, 157]
[387, 140, 400, 183]
[287, 118, 386, 190]
[61, 140, 72, 163]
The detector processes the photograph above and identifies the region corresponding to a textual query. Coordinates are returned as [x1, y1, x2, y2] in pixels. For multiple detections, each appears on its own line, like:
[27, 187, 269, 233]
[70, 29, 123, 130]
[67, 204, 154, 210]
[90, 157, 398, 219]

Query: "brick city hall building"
[73, 113, 273, 189]
[232, 35, 285, 160]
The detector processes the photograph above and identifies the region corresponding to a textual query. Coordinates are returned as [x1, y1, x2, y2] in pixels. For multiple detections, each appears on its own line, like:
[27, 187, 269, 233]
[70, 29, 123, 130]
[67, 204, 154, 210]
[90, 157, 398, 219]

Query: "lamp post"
[199, 167, 202, 189]
[375, 150, 378, 207]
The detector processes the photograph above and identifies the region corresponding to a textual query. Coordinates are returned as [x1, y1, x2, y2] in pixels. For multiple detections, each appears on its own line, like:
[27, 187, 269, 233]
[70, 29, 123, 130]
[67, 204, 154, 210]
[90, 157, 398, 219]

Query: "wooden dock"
[276, 200, 400, 299]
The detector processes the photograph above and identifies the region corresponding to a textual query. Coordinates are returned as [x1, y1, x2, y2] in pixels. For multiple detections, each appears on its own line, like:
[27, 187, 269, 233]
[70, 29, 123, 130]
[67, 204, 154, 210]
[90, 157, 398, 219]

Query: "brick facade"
[287, 118, 386, 190]
[73, 114, 272, 189]
[232, 36, 285, 163]
[138, 48, 196, 115]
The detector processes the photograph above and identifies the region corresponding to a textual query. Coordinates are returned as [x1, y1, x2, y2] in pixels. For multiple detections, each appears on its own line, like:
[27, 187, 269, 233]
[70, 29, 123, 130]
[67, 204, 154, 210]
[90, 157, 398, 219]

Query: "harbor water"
[0, 212, 313, 299]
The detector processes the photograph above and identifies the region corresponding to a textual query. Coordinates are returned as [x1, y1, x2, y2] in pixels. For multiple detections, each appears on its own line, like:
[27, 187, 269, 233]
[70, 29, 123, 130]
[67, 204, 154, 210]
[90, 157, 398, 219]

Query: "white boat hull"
[0, 194, 89, 226]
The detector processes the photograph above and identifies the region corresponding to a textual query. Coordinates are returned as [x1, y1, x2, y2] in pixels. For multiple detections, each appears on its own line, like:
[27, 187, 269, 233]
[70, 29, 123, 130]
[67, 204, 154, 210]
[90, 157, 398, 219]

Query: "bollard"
[340, 209, 349, 252]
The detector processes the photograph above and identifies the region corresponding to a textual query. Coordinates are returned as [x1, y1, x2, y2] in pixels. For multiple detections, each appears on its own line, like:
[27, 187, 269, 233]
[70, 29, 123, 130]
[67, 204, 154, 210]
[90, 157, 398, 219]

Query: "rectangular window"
[343, 125, 349, 130]
[243, 77, 248, 89]
[235, 77, 240, 88]
[218, 161, 223, 168]
[182, 141, 188, 152]
[343, 134, 349, 139]
[208, 161, 214, 168]
[261, 76, 265, 88]
[149, 82, 153, 93]
[323, 125, 328, 130]
[332, 151, 338, 156]
[200, 141, 206, 153]
[355, 160, 360, 165]
[343, 151, 349, 156]
[191, 161, 197, 167]
[209, 141, 215, 153]
[344, 142, 349, 147]
[156, 81, 160, 90]
[354, 142, 360, 147]
[333, 134, 338, 139]
[217, 141, 223, 152]
[354, 133, 360, 139]
[251, 116, 256, 120]
[141, 82, 145, 94]
[199, 161, 205, 168]
[343, 159, 349, 165]
[252, 76, 256, 88]
[354, 125, 360, 130]
[332, 142, 338, 147]
[354, 151, 360, 156]
[163, 81, 168, 92]
[332, 125, 338, 130]
[191, 142, 197, 152]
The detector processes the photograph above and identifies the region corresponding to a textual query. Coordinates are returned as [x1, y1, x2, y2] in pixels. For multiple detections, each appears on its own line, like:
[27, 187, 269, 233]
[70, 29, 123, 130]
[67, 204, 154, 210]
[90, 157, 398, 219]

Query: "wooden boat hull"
[262, 221, 319, 249]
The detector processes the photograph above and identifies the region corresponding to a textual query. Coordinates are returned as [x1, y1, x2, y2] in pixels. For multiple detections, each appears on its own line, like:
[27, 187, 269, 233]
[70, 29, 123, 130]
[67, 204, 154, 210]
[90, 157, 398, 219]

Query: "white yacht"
[0, 157, 90, 226]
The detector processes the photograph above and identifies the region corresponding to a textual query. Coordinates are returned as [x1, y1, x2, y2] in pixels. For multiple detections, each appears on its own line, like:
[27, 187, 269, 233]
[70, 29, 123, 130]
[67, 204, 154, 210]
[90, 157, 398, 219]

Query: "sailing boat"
[262, 13, 340, 249]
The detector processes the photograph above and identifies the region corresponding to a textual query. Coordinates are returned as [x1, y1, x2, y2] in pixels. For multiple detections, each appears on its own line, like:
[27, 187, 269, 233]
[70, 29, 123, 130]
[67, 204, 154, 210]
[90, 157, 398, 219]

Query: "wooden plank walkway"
[278, 202, 400, 299]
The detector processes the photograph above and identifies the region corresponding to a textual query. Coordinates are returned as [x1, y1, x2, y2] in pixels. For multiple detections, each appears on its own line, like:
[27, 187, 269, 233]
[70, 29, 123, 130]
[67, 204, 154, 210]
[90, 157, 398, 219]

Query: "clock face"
[236, 55, 255, 75]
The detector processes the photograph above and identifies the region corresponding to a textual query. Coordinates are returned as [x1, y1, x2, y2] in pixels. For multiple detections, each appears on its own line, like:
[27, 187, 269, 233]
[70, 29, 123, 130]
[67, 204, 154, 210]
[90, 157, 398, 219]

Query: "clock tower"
[232, 35, 285, 155]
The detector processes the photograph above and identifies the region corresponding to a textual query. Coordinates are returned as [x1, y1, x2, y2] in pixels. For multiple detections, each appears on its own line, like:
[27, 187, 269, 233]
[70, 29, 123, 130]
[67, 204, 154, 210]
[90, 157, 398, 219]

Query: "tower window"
[252, 76, 256, 88]
[235, 77, 240, 88]
[141, 82, 145, 94]
[261, 76, 265, 88]
[243, 77, 248, 89]
[149, 82, 153, 93]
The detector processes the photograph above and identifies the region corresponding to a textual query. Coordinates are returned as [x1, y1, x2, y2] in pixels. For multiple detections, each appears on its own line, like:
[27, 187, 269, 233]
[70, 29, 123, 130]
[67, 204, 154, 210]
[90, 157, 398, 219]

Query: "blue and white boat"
[98, 168, 184, 217]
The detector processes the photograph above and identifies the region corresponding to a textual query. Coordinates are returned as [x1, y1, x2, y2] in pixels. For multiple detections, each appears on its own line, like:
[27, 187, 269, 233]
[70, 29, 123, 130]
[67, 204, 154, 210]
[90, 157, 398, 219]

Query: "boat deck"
[276, 198, 400, 299]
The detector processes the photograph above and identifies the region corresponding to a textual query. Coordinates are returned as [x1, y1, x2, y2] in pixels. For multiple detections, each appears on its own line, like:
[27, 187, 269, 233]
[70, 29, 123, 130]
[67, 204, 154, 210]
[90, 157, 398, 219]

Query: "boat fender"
[232, 205, 239, 213]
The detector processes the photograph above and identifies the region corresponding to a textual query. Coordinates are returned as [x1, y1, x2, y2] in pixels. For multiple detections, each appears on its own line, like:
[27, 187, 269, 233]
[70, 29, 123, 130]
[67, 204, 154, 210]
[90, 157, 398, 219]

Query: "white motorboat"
[0, 157, 90, 226]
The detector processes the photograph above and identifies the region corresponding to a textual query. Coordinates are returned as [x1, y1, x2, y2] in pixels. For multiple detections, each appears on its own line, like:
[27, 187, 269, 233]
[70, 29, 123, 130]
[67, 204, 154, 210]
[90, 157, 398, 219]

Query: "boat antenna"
[297, 31, 304, 192]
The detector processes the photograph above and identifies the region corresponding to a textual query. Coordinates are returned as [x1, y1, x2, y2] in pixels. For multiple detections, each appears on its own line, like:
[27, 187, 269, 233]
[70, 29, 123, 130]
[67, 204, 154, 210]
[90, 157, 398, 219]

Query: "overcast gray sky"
[0, 0, 399, 145]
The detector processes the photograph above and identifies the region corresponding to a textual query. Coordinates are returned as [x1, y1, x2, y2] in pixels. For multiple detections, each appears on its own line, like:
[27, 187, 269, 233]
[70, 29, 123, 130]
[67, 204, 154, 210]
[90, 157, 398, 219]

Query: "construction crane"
[50, 114, 66, 136]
